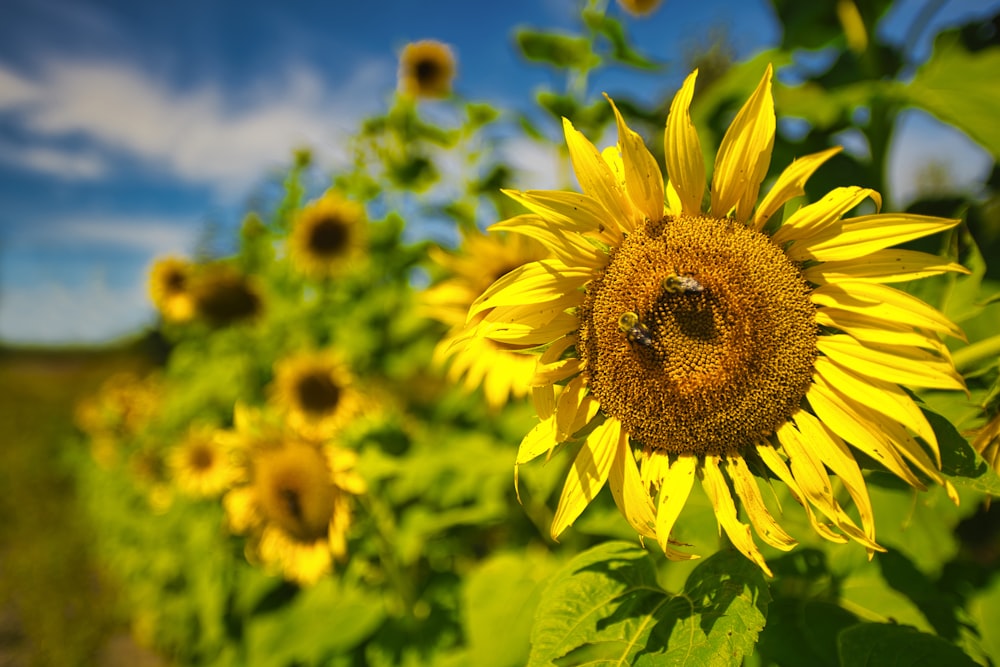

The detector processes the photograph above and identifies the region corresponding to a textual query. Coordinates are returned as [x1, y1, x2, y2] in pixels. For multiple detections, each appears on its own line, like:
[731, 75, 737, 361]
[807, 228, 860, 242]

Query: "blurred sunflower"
[148, 256, 196, 323]
[617, 0, 663, 16]
[129, 446, 174, 512]
[398, 40, 456, 99]
[289, 191, 367, 279]
[423, 229, 550, 409]
[191, 265, 264, 326]
[168, 424, 237, 498]
[223, 407, 365, 585]
[472, 65, 968, 574]
[270, 350, 362, 440]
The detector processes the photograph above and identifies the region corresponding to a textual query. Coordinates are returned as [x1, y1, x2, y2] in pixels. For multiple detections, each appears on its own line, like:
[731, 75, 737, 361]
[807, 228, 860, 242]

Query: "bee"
[662, 271, 704, 294]
[618, 311, 654, 347]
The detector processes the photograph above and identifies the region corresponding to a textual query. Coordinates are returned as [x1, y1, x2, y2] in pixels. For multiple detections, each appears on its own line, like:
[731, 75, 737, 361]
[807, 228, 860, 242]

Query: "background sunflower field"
[3, 1, 1000, 666]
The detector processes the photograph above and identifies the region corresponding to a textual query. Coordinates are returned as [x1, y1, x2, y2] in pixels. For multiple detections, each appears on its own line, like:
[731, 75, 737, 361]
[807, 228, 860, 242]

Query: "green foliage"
[528, 542, 769, 666]
[39, 1, 1000, 666]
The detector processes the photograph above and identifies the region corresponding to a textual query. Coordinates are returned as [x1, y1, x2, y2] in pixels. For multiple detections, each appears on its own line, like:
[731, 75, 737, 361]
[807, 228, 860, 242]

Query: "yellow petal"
[499, 189, 623, 244]
[787, 213, 962, 262]
[816, 334, 965, 391]
[806, 379, 925, 488]
[533, 385, 556, 420]
[664, 69, 705, 216]
[469, 260, 590, 319]
[755, 441, 847, 544]
[792, 411, 882, 553]
[562, 117, 637, 232]
[773, 186, 881, 246]
[816, 307, 950, 352]
[555, 375, 588, 441]
[491, 213, 607, 269]
[477, 308, 578, 345]
[550, 418, 619, 539]
[751, 146, 842, 231]
[811, 281, 964, 340]
[516, 415, 560, 465]
[802, 249, 970, 284]
[532, 357, 584, 386]
[711, 64, 775, 223]
[814, 357, 940, 465]
[815, 374, 943, 485]
[654, 453, 698, 554]
[700, 454, 772, 576]
[607, 421, 659, 541]
[727, 454, 797, 551]
[606, 94, 664, 223]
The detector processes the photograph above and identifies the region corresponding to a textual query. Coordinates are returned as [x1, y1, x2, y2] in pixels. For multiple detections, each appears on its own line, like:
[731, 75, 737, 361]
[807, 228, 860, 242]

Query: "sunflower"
[289, 191, 367, 279]
[472, 65, 968, 575]
[168, 424, 237, 498]
[270, 350, 361, 440]
[617, 0, 663, 17]
[191, 265, 263, 326]
[223, 406, 365, 585]
[423, 229, 550, 408]
[148, 256, 196, 323]
[398, 40, 456, 99]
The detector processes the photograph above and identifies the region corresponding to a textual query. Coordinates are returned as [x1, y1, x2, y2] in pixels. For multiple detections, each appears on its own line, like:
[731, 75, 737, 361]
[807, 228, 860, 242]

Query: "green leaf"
[463, 551, 561, 667]
[756, 599, 859, 667]
[969, 573, 1000, 665]
[515, 29, 599, 70]
[902, 35, 1000, 158]
[582, 10, 661, 70]
[837, 623, 979, 666]
[527, 541, 769, 667]
[245, 578, 385, 667]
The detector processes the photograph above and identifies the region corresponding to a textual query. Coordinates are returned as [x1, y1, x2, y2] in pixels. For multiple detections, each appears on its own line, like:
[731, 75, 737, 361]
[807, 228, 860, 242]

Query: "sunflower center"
[165, 269, 186, 293]
[188, 442, 216, 471]
[577, 214, 817, 456]
[415, 58, 443, 86]
[296, 372, 341, 415]
[255, 443, 335, 542]
[308, 217, 349, 256]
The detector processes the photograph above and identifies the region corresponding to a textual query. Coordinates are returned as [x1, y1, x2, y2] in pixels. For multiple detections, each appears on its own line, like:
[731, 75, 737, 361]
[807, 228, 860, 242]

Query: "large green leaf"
[527, 542, 769, 666]
[837, 623, 979, 666]
[969, 573, 1000, 665]
[756, 599, 859, 667]
[462, 551, 561, 667]
[902, 35, 1000, 158]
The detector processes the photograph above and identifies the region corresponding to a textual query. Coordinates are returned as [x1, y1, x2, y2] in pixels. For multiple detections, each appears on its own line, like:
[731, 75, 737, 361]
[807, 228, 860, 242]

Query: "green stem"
[953, 334, 1000, 374]
[358, 494, 417, 619]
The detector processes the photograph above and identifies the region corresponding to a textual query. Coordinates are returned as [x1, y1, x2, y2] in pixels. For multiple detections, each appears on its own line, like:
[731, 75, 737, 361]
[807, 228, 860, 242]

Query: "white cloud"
[10, 213, 201, 255]
[0, 274, 154, 345]
[0, 142, 108, 179]
[0, 56, 391, 198]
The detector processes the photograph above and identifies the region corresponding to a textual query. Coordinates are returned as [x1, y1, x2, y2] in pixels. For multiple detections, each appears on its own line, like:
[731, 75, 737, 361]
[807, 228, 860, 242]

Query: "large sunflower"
[289, 190, 367, 279]
[472, 65, 968, 574]
[423, 229, 550, 408]
[269, 350, 362, 440]
[223, 407, 365, 585]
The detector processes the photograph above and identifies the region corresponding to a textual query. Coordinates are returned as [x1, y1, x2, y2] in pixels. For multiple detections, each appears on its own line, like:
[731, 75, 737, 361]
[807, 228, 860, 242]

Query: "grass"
[0, 335, 163, 667]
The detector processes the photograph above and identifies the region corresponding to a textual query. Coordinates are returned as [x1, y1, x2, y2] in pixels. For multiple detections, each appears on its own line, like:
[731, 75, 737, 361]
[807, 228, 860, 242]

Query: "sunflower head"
[289, 191, 367, 279]
[149, 256, 196, 323]
[168, 424, 237, 498]
[423, 230, 550, 408]
[398, 40, 456, 99]
[473, 65, 967, 575]
[270, 350, 361, 440]
[191, 266, 263, 326]
[222, 405, 365, 584]
[616, 0, 663, 16]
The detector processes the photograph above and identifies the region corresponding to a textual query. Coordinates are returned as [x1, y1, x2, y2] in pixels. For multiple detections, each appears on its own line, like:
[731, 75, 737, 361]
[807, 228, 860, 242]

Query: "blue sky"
[0, 0, 995, 345]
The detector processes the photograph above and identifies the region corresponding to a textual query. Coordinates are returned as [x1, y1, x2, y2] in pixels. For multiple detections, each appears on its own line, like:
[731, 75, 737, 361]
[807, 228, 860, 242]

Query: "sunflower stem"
[358, 493, 418, 619]
[952, 334, 1000, 374]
